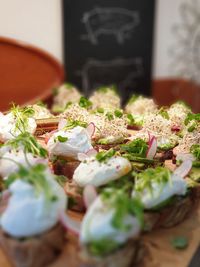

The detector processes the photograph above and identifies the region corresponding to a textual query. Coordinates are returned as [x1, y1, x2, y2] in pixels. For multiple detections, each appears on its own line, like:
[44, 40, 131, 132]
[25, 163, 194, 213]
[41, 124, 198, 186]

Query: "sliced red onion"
[171, 125, 181, 132]
[86, 122, 95, 138]
[44, 130, 57, 144]
[86, 148, 97, 157]
[58, 118, 67, 130]
[59, 211, 81, 236]
[83, 185, 98, 209]
[1, 190, 11, 202]
[146, 136, 157, 159]
[173, 159, 192, 178]
[176, 153, 195, 162]
[77, 153, 88, 161]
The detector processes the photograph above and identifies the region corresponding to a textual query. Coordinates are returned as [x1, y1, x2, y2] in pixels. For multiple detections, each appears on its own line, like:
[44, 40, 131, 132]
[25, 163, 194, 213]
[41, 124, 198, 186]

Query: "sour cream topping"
[0, 147, 47, 178]
[73, 156, 132, 187]
[80, 196, 141, 245]
[0, 113, 36, 142]
[132, 174, 187, 209]
[1, 169, 67, 238]
[47, 126, 93, 160]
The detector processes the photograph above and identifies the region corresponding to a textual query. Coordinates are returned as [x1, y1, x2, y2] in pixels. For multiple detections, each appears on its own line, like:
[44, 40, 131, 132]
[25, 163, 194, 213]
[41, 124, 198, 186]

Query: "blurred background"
[0, 0, 199, 111]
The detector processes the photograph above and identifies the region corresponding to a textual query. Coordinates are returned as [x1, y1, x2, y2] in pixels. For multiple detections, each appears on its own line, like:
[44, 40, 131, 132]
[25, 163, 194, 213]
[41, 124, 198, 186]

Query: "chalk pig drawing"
[81, 7, 140, 44]
[77, 57, 143, 98]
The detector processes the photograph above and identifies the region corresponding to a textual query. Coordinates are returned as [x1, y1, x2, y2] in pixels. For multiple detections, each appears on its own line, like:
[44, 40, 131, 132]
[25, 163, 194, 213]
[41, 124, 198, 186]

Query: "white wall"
[0, 0, 63, 62]
[0, 0, 193, 78]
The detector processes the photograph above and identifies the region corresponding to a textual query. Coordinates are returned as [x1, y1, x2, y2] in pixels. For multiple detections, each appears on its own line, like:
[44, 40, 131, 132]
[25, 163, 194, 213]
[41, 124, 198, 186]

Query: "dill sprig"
[10, 104, 35, 133]
[5, 164, 57, 202]
[5, 132, 47, 158]
[134, 167, 171, 195]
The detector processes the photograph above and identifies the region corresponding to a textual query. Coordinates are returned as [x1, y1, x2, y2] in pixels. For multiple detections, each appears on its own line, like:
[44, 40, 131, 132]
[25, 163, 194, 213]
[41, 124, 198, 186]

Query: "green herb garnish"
[65, 101, 72, 109]
[96, 107, 104, 114]
[127, 94, 140, 104]
[5, 132, 47, 158]
[11, 104, 35, 133]
[114, 109, 123, 118]
[88, 238, 119, 257]
[106, 112, 114, 121]
[190, 144, 200, 160]
[79, 96, 92, 109]
[96, 149, 116, 162]
[101, 188, 144, 231]
[184, 112, 200, 125]
[134, 167, 171, 195]
[121, 138, 148, 157]
[97, 85, 118, 95]
[56, 135, 68, 143]
[5, 164, 57, 202]
[158, 107, 169, 120]
[171, 236, 188, 249]
[63, 120, 87, 130]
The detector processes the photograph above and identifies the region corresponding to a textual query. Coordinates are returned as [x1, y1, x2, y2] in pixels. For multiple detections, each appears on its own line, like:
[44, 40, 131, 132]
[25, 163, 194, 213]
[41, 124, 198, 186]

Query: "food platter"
[0, 83, 199, 267]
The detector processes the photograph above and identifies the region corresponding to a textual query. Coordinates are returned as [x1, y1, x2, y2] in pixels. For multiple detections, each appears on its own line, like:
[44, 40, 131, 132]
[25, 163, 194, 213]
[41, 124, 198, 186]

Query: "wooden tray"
[0, 206, 199, 267]
[0, 37, 64, 111]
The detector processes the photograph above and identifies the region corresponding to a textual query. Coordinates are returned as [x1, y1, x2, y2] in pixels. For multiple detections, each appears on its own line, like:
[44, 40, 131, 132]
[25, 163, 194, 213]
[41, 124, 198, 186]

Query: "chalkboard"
[63, 0, 155, 103]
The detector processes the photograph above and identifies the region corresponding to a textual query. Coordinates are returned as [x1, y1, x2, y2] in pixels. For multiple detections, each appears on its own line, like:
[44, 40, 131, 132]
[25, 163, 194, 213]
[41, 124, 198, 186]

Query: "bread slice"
[0, 224, 65, 267]
[53, 159, 80, 180]
[64, 180, 85, 212]
[144, 195, 193, 231]
[80, 240, 142, 267]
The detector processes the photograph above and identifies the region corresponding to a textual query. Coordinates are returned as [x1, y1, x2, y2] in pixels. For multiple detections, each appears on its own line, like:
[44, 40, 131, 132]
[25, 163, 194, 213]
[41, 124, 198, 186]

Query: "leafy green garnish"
[101, 188, 144, 231]
[64, 82, 74, 89]
[184, 112, 200, 125]
[96, 149, 116, 162]
[34, 101, 47, 108]
[96, 107, 104, 113]
[190, 144, 200, 160]
[11, 104, 35, 133]
[120, 138, 148, 157]
[97, 85, 118, 95]
[79, 96, 92, 109]
[56, 135, 68, 143]
[5, 132, 47, 158]
[158, 107, 169, 120]
[126, 113, 143, 126]
[157, 142, 175, 151]
[65, 101, 72, 109]
[171, 236, 188, 249]
[63, 120, 87, 130]
[114, 109, 123, 118]
[127, 94, 139, 104]
[134, 167, 171, 195]
[5, 164, 57, 202]
[106, 112, 114, 121]
[88, 238, 119, 257]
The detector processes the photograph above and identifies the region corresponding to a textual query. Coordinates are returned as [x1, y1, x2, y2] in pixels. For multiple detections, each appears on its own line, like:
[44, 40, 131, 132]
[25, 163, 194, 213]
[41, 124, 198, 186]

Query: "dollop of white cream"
[132, 174, 187, 209]
[1, 169, 67, 238]
[47, 126, 93, 160]
[0, 148, 47, 178]
[0, 113, 36, 142]
[81, 196, 141, 245]
[73, 156, 131, 187]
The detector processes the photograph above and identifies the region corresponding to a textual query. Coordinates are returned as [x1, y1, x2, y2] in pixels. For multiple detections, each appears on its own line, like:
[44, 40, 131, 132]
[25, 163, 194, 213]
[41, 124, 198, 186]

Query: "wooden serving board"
[0, 206, 200, 267]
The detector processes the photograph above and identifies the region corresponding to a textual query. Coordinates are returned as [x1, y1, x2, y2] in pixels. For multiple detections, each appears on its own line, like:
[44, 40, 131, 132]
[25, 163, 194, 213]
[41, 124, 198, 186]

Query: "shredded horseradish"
[60, 103, 90, 122]
[168, 103, 190, 128]
[53, 84, 82, 111]
[89, 90, 120, 110]
[125, 97, 158, 115]
[174, 125, 200, 154]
